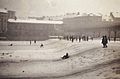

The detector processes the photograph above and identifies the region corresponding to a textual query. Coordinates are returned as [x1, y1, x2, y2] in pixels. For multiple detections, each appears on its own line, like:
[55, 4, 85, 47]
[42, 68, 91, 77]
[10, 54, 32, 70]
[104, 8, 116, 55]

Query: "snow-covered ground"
[0, 39, 120, 79]
[0, 39, 101, 61]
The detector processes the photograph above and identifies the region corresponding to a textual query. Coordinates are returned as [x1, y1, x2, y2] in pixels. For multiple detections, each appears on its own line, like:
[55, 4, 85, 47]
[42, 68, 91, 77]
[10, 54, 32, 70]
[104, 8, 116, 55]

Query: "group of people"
[30, 40, 37, 45]
[27, 35, 109, 60]
[61, 35, 109, 60]
[30, 40, 44, 47]
[63, 35, 93, 42]
[63, 35, 109, 48]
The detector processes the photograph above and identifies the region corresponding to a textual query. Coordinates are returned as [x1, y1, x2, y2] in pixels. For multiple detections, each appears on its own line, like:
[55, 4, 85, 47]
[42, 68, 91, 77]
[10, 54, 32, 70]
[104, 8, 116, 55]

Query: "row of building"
[62, 13, 120, 40]
[0, 8, 63, 40]
[0, 8, 120, 41]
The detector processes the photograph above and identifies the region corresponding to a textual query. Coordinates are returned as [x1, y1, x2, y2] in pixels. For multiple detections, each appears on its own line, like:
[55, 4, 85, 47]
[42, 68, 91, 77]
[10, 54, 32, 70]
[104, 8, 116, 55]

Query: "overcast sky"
[0, 0, 120, 17]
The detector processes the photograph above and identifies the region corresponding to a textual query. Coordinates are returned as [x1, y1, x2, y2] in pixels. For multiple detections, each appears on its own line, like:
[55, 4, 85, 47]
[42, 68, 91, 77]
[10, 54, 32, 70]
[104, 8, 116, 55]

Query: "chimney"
[110, 12, 115, 19]
[14, 16, 17, 20]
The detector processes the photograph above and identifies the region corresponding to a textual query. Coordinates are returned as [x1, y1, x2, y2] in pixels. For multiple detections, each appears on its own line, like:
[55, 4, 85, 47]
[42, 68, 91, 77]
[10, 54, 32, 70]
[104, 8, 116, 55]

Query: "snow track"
[0, 40, 120, 78]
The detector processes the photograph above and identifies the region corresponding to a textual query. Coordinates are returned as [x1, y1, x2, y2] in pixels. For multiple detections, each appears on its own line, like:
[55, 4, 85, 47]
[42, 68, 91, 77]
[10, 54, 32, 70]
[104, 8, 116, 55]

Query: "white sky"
[0, 0, 120, 17]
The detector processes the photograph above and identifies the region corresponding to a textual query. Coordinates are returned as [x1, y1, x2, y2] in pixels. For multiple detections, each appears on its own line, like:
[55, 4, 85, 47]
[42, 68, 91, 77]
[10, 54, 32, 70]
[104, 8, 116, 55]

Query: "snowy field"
[0, 39, 120, 79]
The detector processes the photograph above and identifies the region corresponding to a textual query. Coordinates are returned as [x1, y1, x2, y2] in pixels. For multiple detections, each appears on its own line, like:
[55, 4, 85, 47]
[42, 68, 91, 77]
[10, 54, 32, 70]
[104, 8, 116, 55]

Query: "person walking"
[34, 40, 36, 43]
[86, 36, 89, 41]
[102, 35, 108, 48]
[79, 36, 81, 42]
[30, 40, 31, 45]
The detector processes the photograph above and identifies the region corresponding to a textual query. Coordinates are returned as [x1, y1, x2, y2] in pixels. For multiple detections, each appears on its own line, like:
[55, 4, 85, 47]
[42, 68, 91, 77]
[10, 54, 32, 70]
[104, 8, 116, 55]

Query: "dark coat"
[102, 36, 108, 44]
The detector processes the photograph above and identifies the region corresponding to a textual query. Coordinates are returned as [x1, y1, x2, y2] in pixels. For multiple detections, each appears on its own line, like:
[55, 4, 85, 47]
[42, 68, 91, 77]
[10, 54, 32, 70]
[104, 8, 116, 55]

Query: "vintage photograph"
[0, 0, 120, 79]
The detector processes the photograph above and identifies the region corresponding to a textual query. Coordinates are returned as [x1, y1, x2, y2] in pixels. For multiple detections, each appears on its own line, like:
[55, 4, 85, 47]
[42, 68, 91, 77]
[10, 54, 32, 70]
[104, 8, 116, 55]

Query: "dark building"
[109, 12, 120, 21]
[7, 19, 63, 41]
[62, 13, 120, 39]
[8, 10, 16, 19]
[63, 15, 102, 32]
[0, 9, 16, 40]
[0, 9, 8, 33]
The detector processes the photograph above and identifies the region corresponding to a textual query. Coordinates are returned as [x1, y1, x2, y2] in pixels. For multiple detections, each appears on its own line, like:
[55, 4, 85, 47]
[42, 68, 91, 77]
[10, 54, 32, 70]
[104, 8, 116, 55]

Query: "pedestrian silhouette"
[40, 44, 44, 47]
[30, 40, 31, 45]
[102, 35, 108, 48]
[79, 36, 81, 42]
[108, 37, 110, 42]
[86, 36, 89, 41]
[34, 40, 36, 43]
[71, 38, 74, 42]
[114, 37, 116, 42]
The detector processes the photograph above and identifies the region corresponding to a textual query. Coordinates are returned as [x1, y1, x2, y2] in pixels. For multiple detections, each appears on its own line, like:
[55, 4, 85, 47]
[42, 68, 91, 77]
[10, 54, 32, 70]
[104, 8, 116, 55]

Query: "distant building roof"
[8, 19, 63, 24]
[0, 9, 8, 13]
[112, 12, 120, 18]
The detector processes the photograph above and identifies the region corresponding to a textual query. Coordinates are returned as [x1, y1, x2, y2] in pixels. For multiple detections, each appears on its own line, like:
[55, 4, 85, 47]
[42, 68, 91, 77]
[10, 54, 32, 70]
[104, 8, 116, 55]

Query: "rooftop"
[0, 8, 8, 13]
[112, 12, 120, 18]
[8, 19, 63, 24]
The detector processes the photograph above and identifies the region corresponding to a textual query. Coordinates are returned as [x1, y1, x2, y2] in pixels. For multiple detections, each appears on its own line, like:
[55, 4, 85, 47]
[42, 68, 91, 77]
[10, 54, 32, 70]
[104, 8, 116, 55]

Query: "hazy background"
[0, 0, 120, 17]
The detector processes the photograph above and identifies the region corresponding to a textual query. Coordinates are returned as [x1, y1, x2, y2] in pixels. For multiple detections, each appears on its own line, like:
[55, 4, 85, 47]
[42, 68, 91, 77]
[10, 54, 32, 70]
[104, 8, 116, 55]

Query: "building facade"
[62, 14, 120, 39]
[0, 9, 8, 33]
[8, 10, 16, 19]
[7, 19, 63, 41]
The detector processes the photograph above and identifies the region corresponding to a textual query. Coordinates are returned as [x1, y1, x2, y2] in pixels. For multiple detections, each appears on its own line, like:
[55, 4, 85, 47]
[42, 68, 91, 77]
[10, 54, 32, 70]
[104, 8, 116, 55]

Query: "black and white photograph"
[0, 0, 120, 79]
